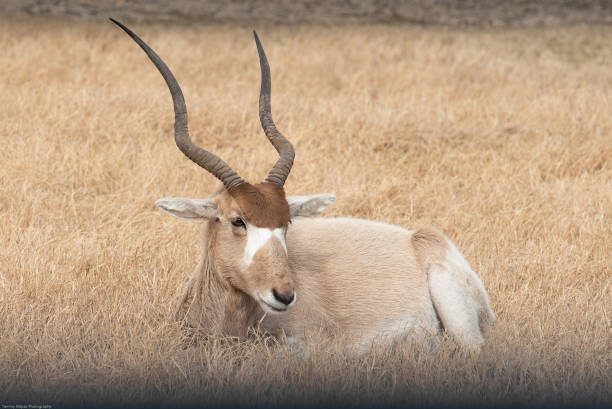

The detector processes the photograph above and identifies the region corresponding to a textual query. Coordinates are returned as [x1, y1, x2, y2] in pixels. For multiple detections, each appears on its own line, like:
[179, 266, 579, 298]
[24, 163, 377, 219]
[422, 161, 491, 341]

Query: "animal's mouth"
[262, 300, 288, 313]
[255, 290, 294, 314]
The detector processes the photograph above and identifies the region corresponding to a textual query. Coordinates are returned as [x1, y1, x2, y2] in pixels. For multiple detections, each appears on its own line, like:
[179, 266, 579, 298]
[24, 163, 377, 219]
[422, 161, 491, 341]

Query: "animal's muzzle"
[273, 288, 295, 305]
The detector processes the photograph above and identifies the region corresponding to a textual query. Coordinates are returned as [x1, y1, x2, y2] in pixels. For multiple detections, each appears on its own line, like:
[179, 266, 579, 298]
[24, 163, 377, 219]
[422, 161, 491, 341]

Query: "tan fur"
[264, 218, 440, 345]
[176, 191, 495, 349]
[411, 227, 448, 270]
[175, 217, 264, 338]
[175, 186, 295, 337]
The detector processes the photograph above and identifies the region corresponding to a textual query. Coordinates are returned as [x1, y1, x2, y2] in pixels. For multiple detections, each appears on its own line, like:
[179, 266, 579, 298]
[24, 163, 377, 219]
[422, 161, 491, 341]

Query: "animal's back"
[266, 217, 439, 344]
[264, 217, 495, 349]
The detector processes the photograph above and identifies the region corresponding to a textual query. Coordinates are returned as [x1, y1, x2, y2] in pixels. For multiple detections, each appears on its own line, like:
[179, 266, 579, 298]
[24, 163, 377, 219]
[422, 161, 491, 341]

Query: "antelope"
[111, 20, 495, 350]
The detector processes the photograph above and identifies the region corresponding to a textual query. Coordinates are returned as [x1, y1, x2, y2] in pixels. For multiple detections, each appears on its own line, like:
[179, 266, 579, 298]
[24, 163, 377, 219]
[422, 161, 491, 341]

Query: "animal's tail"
[412, 227, 496, 349]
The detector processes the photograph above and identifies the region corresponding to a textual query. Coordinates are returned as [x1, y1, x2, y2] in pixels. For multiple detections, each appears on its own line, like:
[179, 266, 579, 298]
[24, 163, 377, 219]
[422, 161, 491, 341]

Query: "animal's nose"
[272, 288, 295, 305]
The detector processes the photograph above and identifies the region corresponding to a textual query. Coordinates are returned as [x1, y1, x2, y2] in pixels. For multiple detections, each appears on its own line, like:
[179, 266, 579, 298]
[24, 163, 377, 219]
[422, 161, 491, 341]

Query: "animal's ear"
[287, 194, 336, 217]
[155, 198, 218, 221]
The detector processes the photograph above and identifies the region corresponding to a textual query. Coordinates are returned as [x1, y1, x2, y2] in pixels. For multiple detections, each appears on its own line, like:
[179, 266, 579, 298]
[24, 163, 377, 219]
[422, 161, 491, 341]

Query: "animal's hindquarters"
[425, 238, 496, 349]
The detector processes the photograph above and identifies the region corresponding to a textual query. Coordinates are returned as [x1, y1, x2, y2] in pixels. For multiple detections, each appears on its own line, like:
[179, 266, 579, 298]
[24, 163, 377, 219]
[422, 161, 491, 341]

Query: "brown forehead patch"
[228, 182, 290, 228]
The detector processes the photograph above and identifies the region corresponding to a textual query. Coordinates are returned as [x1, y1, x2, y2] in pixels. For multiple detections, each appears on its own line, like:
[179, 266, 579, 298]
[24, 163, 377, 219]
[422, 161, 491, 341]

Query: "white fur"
[428, 264, 483, 347]
[446, 239, 473, 272]
[273, 227, 288, 254]
[426, 239, 494, 349]
[244, 224, 287, 266]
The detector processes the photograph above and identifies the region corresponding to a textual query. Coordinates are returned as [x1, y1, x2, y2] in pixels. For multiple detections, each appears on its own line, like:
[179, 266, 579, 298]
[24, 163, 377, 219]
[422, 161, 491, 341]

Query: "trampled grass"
[0, 18, 610, 408]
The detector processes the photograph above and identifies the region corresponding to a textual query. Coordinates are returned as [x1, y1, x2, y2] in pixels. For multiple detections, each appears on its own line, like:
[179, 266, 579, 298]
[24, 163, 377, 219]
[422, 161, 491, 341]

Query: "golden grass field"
[0, 18, 610, 408]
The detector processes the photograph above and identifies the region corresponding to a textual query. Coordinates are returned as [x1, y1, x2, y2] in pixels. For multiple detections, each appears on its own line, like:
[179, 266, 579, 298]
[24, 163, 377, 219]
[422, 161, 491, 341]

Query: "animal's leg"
[427, 262, 485, 349]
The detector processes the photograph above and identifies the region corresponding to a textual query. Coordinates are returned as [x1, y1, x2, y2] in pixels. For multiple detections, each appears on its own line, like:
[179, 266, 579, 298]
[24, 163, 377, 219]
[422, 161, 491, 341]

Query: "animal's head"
[112, 20, 335, 314]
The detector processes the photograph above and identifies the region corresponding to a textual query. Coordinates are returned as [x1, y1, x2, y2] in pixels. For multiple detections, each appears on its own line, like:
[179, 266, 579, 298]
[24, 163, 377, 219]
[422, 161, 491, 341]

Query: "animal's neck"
[177, 220, 264, 338]
[220, 288, 261, 337]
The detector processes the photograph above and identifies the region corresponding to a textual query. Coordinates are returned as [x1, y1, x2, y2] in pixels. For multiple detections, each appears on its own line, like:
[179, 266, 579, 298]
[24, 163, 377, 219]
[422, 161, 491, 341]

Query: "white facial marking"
[273, 227, 288, 255]
[243, 223, 287, 266]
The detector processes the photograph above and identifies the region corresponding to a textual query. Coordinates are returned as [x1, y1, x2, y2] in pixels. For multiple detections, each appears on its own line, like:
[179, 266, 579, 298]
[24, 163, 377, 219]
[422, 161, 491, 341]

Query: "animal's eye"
[231, 217, 246, 229]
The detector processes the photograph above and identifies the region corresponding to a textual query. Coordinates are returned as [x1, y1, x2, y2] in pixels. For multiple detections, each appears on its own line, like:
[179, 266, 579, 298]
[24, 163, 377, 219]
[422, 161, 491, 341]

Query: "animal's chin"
[259, 299, 290, 314]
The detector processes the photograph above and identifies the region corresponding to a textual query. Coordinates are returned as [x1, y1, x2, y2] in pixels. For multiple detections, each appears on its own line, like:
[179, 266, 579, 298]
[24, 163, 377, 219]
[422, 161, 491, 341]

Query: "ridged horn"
[110, 18, 244, 191]
[253, 31, 295, 187]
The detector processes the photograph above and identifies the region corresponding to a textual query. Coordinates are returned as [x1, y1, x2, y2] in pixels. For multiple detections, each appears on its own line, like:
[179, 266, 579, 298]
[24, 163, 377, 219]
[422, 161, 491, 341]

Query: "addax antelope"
[111, 19, 495, 350]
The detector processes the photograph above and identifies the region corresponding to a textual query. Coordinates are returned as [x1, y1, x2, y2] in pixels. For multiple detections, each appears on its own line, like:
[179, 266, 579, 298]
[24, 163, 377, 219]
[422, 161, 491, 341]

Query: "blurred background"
[2, 0, 612, 26]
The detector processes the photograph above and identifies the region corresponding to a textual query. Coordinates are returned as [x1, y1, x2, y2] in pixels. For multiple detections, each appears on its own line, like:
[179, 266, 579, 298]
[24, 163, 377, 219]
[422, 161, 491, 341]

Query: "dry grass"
[0, 18, 610, 408]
